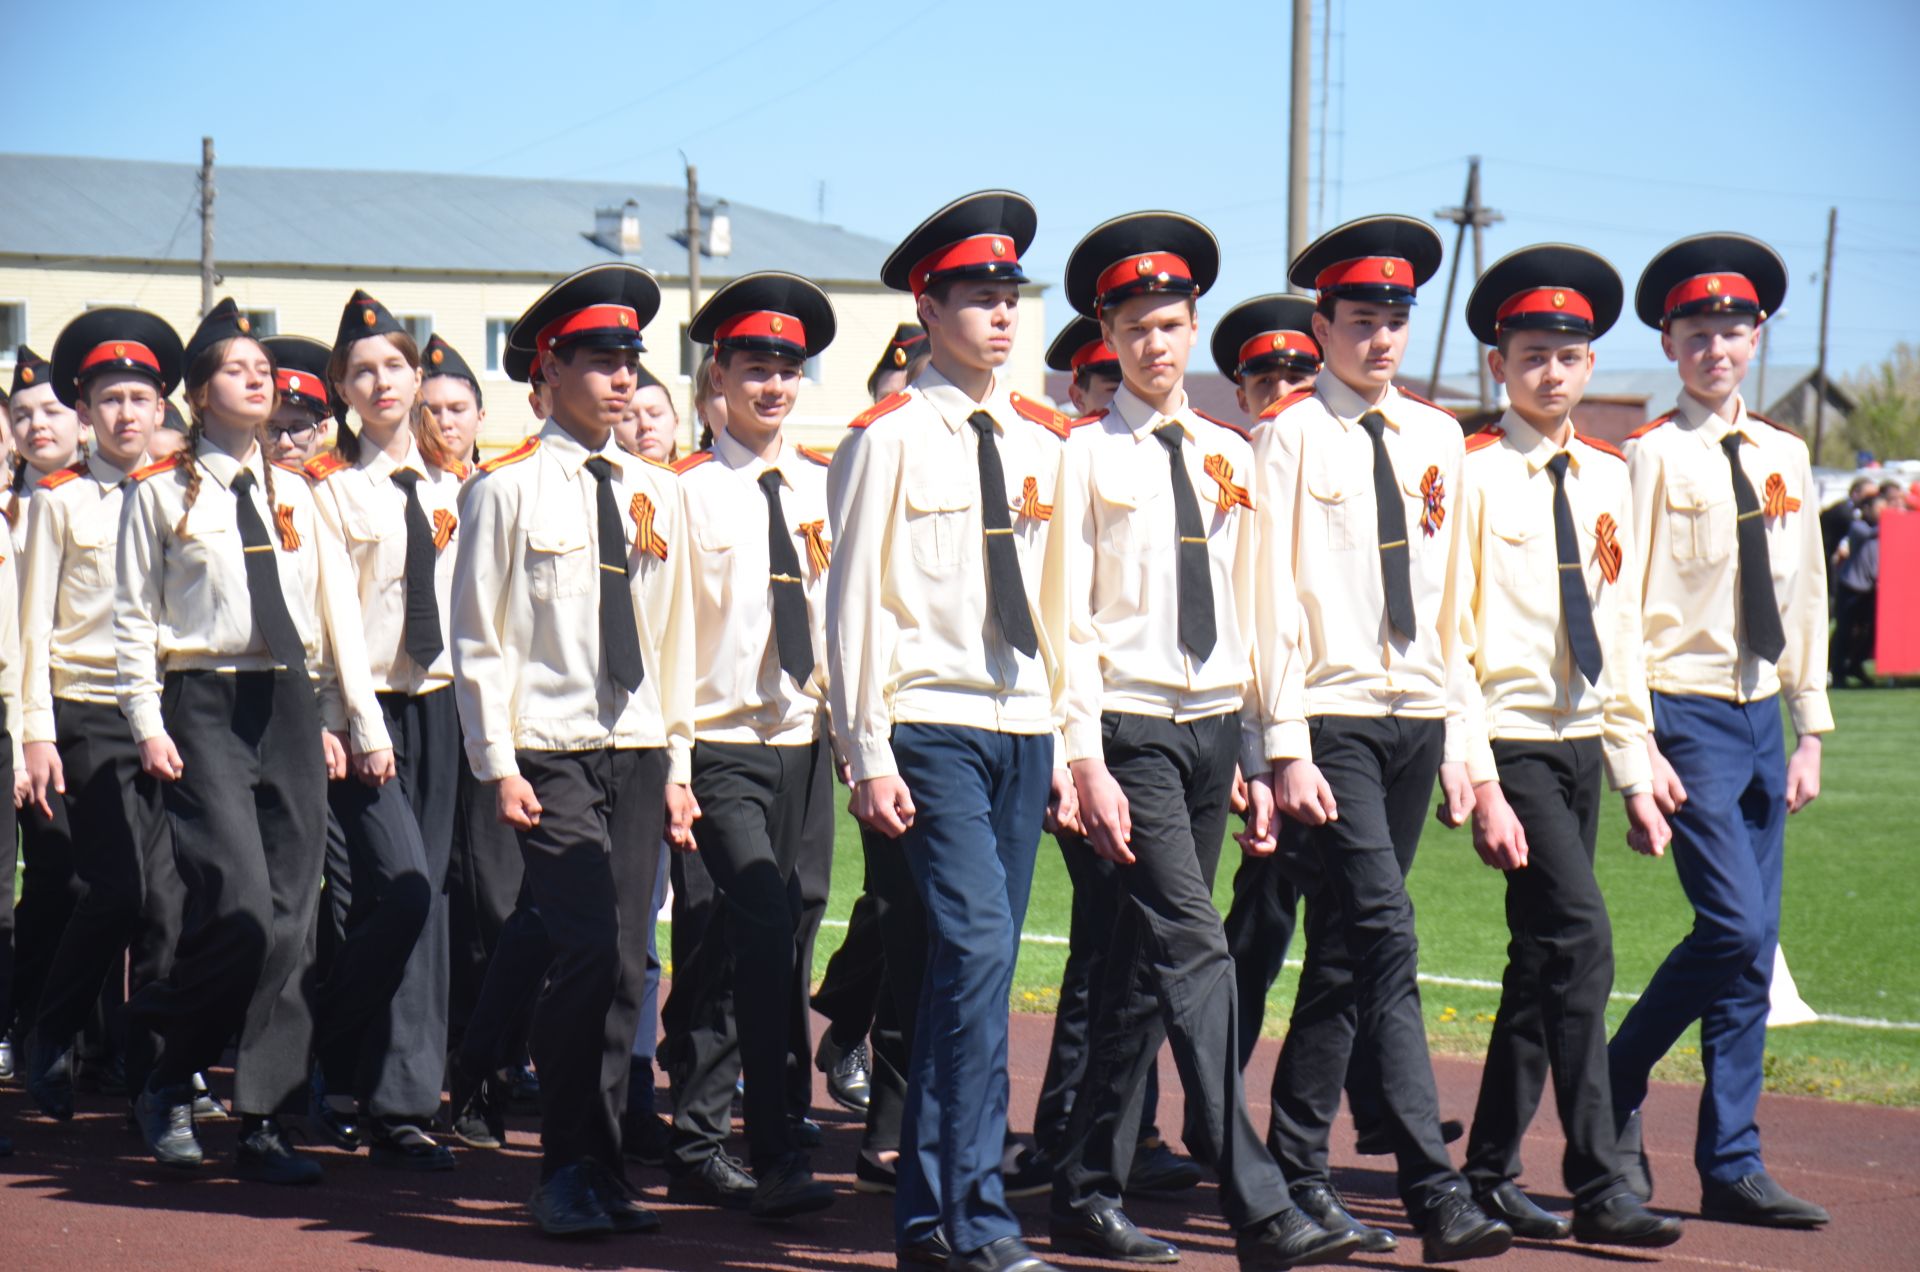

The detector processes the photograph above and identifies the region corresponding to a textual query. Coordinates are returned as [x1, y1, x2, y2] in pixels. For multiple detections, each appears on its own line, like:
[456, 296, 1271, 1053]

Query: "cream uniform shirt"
[114, 439, 391, 753]
[825, 365, 1071, 784]
[1060, 384, 1258, 764]
[21, 455, 138, 744]
[1251, 375, 1471, 763]
[0, 515, 26, 773]
[1450, 413, 1652, 792]
[1624, 391, 1832, 736]
[678, 428, 831, 746]
[450, 418, 694, 784]
[307, 435, 467, 696]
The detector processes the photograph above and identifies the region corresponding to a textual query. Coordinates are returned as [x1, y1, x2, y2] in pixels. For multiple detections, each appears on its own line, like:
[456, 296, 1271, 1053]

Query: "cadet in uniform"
[1047, 315, 1122, 416]
[827, 190, 1071, 1272]
[0, 489, 22, 1155]
[450, 263, 693, 1236]
[1249, 216, 1513, 1262]
[1045, 212, 1357, 1271]
[1452, 246, 1683, 1248]
[866, 321, 931, 402]
[1607, 235, 1833, 1229]
[118, 299, 391, 1184]
[420, 334, 486, 467]
[263, 337, 334, 467]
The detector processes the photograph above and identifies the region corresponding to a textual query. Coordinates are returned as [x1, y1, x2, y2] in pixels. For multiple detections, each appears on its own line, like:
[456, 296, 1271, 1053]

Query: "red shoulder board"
[479, 436, 541, 474]
[1464, 427, 1505, 453]
[37, 460, 88, 491]
[129, 454, 186, 483]
[1575, 432, 1625, 461]
[1258, 387, 1314, 421]
[849, 392, 910, 430]
[672, 450, 713, 476]
[796, 443, 833, 467]
[1008, 391, 1071, 438]
[1396, 387, 1459, 420]
[273, 460, 307, 477]
[1625, 412, 1675, 441]
[303, 452, 348, 482]
[1070, 409, 1110, 430]
[1747, 410, 1801, 437]
[1194, 408, 1250, 441]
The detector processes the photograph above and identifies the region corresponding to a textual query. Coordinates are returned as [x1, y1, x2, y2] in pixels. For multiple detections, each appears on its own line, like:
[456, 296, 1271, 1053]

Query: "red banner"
[1877, 510, 1920, 676]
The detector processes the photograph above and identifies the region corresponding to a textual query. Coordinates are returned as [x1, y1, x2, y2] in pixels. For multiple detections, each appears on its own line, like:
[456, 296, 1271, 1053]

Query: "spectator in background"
[1830, 493, 1883, 688]
[146, 401, 192, 461]
[1820, 477, 1876, 598]
[1879, 478, 1908, 511]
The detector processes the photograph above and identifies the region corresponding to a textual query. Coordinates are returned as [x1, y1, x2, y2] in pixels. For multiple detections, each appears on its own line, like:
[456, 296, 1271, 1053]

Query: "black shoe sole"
[1422, 1224, 1513, 1264]
[151, 1147, 205, 1170]
[665, 1184, 755, 1211]
[1573, 1221, 1684, 1248]
[751, 1188, 836, 1221]
[1049, 1230, 1180, 1264]
[608, 1211, 663, 1234]
[1238, 1229, 1363, 1269]
[370, 1146, 457, 1172]
[531, 1213, 615, 1237]
[1699, 1207, 1828, 1230]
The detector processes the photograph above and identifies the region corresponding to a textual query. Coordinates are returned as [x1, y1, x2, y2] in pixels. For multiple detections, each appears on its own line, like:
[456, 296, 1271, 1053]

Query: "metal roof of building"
[0, 152, 896, 283]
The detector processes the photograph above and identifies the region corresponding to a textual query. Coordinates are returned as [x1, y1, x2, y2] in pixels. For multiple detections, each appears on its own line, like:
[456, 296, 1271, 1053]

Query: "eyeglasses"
[268, 422, 320, 442]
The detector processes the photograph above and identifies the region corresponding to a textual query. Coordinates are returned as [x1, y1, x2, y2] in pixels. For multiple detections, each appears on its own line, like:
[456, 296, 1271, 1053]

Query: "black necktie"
[1359, 410, 1416, 641]
[966, 410, 1039, 658]
[757, 468, 816, 684]
[585, 455, 645, 692]
[1152, 423, 1218, 660]
[230, 467, 306, 671]
[390, 469, 444, 670]
[1545, 452, 1604, 687]
[1720, 433, 1787, 663]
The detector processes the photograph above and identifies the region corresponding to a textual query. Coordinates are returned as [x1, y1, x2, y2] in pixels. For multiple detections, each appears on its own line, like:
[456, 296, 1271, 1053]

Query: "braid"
[8, 452, 25, 495]
[261, 439, 277, 513]
[174, 420, 205, 538]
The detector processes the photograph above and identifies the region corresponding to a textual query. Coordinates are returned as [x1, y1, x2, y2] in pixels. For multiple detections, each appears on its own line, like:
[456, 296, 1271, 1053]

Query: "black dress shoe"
[620, 1110, 670, 1166]
[190, 1073, 232, 1122]
[1236, 1207, 1363, 1268]
[1125, 1142, 1204, 1196]
[25, 1033, 75, 1121]
[1700, 1172, 1830, 1228]
[667, 1150, 757, 1209]
[136, 1080, 203, 1169]
[1573, 1191, 1683, 1247]
[585, 1162, 662, 1234]
[370, 1122, 457, 1172]
[1001, 1146, 1053, 1199]
[1049, 1206, 1179, 1263]
[949, 1235, 1061, 1272]
[896, 1227, 951, 1268]
[816, 1031, 872, 1113]
[1354, 1116, 1464, 1157]
[1475, 1180, 1570, 1240]
[1420, 1190, 1512, 1264]
[528, 1161, 615, 1236]
[307, 1066, 363, 1151]
[789, 1114, 824, 1149]
[751, 1152, 835, 1220]
[1618, 1109, 1652, 1202]
[856, 1149, 898, 1194]
[236, 1117, 323, 1185]
[1292, 1181, 1397, 1253]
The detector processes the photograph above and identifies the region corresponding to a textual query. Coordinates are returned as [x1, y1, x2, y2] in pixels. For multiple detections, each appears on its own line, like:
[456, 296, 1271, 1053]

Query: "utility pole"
[198, 136, 216, 317]
[1286, 0, 1311, 288]
[1313, 0, 1331, 235]
[1812, 206, 1837, 462]
[682, 155, 702, 452]
[1430, 156, 1502, 409]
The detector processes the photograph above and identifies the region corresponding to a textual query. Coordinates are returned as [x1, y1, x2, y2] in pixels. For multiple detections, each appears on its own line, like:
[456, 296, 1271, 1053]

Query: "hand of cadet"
[1469, 780, 1527, 870]
[495, 774, 542, 830]
[353, 747, 397, 787]
[851, 775, 915, 839]
[13, 768, 30, 811]
[1623, 792, 1671, 857]
[1045, 767, 1083, 836]
[1786, 734, 1823, 813]
[1436, 761, 1476, 829]
[321, 730, 349, 781]
[1071, 758, 1133, 865]
[665, 782, 701, 851]
[1271, 757, 1337, 825]
[1647, 736, 1688, 815]
[1235, 773, 1279, 857]
[138, 734, 185, 782]
[1230, 765, 1249, 815]
[24, 740, 64, 820]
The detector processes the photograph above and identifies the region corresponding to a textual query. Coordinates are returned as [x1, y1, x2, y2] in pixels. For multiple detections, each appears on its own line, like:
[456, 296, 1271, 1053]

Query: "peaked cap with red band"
[869, 323, 928, 387]
[1045, 314, 1120, 377]
[690, 271, 837, 360]
[1466, 243, 1622, 347]
[503, 342, 542, 387]
[881, 190, 1036, 297]
[1289, 214, 1443, 304]
[1065, 211, 1220, 318]
[508, 263, 660, 372]
[50, 306, 183, 407]
[1209, 293, 1321, 382]
[1634, 232, 1786, 329]
[262, 335, 334, 418]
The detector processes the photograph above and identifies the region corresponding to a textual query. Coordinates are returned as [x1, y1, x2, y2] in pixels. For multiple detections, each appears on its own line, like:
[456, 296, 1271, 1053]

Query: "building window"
[485, 318, 514, 375]
[241, 309, 278, 338]
[678, 323, 696, 379]
[0, 302, 23, 354]
[397, 313, 434, 350]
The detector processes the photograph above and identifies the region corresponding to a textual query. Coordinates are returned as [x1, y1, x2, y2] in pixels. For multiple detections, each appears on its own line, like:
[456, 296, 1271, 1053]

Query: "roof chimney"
[593, 199, 643, 256]
[707, 199, 732, 258]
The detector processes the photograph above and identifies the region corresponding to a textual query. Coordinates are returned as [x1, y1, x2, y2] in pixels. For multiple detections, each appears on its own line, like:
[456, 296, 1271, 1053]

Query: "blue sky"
[10, 0, 1918, 384]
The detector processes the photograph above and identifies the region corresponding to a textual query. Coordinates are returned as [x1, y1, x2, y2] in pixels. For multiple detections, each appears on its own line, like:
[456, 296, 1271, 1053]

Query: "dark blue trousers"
[1608, 692, 1787, 1186]
[891, 724, 1052, 1254]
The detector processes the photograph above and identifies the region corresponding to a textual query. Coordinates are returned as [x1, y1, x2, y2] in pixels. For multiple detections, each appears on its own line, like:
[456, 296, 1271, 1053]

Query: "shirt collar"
[1316, 373, 1403, 431]
[357, 434, 427, 482]
[538, 417, 624, 479]
[89, 453, 130, 488]
[713, 427, 790, 486]
[1673, 388, 1753, 447]
[1111, 382, 1193, 442]
[193, 437, 260, 491]
[1494, 409, 1580, 475]
[915, 362, 1010, 435]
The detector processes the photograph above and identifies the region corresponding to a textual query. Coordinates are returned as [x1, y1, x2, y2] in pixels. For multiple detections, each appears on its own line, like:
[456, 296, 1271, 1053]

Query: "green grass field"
[770, 687, 1920, 1106]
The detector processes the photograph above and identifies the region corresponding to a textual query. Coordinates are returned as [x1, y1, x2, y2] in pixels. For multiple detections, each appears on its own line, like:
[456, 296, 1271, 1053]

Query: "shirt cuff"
[351, 714, 393, 756]
[1604, 741, 1653, 793]
[471, 742, 519, 783]
[849, 734, 898, 784]
[1063, 720, 1103, 766]
[22, 706, 57, 746]
[1263, 720, 1311, 764]
[123, 696, 166, 746]
[1787, 690, 1835, 737]
[668, 741, 692, 787]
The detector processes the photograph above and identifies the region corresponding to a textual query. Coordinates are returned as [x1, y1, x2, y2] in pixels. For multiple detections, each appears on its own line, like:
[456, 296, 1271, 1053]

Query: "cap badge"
[1272, 334, 1285, 350]
[237, 315, 251, 333]
[114, 343, 127, 357]
[991, 238, 1007, 258]
[1137, 257, 1154, 276]
[20, 366, 33, 383]
[1552, 291, 1566, 308]
[892, 347, 907, 367]
[431, 348, 444, 365]
[1382, 260, 1397, 278]
[362, 308, 376, 326]
[770, 316, 785, 334]
[617, 312, 631, 327]
[289, 375, 302, 391]
[1706, 276, 1722, 295]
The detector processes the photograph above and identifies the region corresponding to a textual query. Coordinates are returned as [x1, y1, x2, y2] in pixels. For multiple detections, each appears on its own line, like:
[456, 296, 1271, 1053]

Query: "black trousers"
[315, 689, 459, 1120]
[1225, 848, 1299, 1067]
[0, 723, 17, 1048]
[813, 884, 886, 1049]
[1463, 738, 1624, 1207]
[1054, 711, 1286, 1230]
[1829, 585, 1876, 680]
[31, 700, 179, 1093]
[515, 746, 665, 1180]
[1269, 715, 1459, 1211]
[133, 670, 326, 1116]
[669, 740, 830, 1169]
[456, 876, 546, 1076]
[7, 766, 79, 1039]
[447, 742, 525, 1058]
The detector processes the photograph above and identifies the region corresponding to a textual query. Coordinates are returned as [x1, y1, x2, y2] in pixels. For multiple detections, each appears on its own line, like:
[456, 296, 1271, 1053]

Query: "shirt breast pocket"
[526, 526, 593, 600]
[1487, 515, 1549, 587]
[344, 511, 404, 581]
[1664, 478, 1730, 562]
[69, 510, 116, 589]
[1304, 466, 1359, 551]
[1093, 470, 1152, 558]
[903, 478, 971, 574]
